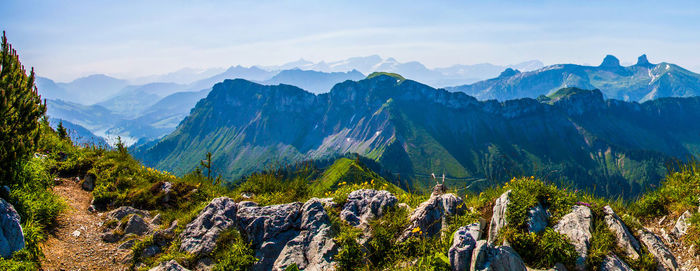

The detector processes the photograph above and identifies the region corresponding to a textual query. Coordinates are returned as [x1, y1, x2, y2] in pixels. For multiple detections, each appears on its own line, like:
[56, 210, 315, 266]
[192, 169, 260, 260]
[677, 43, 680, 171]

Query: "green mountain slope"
[136, 76, 700, 197]
[309, 157, 400, 195]
[448, 55, 700, 102]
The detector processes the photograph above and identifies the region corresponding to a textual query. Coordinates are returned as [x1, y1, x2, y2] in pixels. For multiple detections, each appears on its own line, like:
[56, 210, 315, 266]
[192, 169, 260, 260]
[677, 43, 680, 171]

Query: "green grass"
[310, 157, 396, 195]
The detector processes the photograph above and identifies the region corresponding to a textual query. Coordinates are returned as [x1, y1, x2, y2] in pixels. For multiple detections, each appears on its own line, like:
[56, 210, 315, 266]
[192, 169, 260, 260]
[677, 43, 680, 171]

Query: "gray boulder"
[400, 193, 464, 241]
[468, 240, 526, 271]
[273, 198, 338, 270]
[0, 199, 24, 258]
[600, 254, 633, 271]
[178, 196, 341, 271]
[107, 206, 150, 221]
[553, 205, 592, 271]
[637, 228, 679, 271]
[236, 201, 303, 270]
[470, 240, 492, 271]
[527, 203, 549, 234]
[488, 190, 511, 244]
[317, 197, 338, 209]
[489, 246, 527, 271]
[602, 206, 640, 260]
[142, 244, 161, 258]
[179, 197, 238, 256]
[149, 259, 190, 271]
[82, 173, 96, 191]
[670, 210, 691, 238]
[101, 232, 122, 243]
[449, 222, 482, 271]
[123, 215, 151, 236]
[340, 189, 397, 227]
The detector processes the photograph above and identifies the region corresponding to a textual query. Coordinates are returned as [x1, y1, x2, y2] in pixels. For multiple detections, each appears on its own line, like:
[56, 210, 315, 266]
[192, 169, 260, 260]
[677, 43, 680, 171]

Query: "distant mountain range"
[448, 55, 700, 102]
[134, 74, 700, 197]
[37, 74, 129, 104]
[36, 55, 700, 152]
[262, 69, 365, 94]
[264, 55, 544, 87]
[37, 57, 543, 144]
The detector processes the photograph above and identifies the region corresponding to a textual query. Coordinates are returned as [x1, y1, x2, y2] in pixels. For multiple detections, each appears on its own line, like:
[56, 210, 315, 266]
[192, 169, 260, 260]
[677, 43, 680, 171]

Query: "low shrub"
[502, 227, 577, 269]
[211, 229, 257, 271]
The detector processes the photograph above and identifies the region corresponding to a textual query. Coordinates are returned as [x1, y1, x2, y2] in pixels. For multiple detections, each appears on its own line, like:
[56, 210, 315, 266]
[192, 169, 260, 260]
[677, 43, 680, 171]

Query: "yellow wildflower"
[411, 227, 421, 233]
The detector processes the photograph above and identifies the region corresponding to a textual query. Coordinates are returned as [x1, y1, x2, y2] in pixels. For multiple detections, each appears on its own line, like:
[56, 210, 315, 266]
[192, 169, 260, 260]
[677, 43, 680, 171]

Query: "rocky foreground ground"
[1, 179, 698, 270]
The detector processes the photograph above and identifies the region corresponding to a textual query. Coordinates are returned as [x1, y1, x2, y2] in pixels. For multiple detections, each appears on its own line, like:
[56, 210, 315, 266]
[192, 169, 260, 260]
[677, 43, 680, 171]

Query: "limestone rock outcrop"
[553, 205, 592, 271]
[0, 199, 24, 258]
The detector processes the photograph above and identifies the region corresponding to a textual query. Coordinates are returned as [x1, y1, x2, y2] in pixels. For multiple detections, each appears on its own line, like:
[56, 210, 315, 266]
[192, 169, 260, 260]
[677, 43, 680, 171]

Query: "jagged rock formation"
[670, 210, 691, 238]
[101, 207, 155, 243]
[0, 198, 24, 258]
[399, 192, 464, 241]
[601, 254, 633, 271]
[470, 240, 527, 271]
[106, 206, 150, 221]
[340, 189, 397, 227]
[488, 190, 511, 244]
[603, 206, 641, 260]
[148, 259, 190, 271]
[145, 186, 693, 271]
[123, 214, 151, 235]
[449, 222, 483, 271]
[178, 197, 337, 271]
[553, 205, 593, 271]
[273, 199, 337, 270]
[637, 228, 680, 271]
[179, 197, 238, 255]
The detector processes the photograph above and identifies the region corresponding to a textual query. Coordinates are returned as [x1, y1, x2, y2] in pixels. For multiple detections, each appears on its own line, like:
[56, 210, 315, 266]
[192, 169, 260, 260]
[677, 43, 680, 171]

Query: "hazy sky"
[2, 0, 700, 81]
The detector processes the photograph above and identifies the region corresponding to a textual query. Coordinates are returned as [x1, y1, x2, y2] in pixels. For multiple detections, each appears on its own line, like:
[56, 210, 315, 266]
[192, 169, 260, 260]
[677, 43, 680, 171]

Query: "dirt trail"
[40, 178, 130, 271]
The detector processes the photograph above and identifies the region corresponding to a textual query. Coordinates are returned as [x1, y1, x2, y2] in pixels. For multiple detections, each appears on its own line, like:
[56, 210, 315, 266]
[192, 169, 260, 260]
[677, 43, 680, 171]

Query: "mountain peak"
[636, 54, 653, 67]
[366, 72, 405, 82]
[498, 68, 520, 78]
[600, 55, 621, 68]
[547, 87, 605, 115]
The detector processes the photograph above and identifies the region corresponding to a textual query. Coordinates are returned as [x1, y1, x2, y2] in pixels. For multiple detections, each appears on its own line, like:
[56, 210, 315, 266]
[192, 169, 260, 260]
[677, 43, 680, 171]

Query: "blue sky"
[2, 0, 700, 81]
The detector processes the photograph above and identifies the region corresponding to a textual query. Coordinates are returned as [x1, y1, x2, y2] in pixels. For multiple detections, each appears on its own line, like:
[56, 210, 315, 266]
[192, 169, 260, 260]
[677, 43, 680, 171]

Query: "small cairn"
[431, 173, 448, 196]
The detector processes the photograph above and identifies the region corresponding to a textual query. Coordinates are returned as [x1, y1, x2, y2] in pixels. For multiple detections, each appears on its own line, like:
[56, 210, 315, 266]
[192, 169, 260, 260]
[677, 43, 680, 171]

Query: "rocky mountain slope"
[136, 74, 700, 197]
[448, 55, 700, 102]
